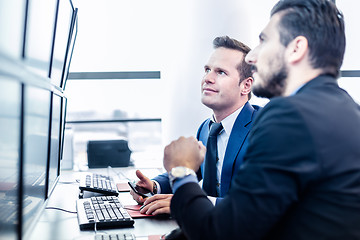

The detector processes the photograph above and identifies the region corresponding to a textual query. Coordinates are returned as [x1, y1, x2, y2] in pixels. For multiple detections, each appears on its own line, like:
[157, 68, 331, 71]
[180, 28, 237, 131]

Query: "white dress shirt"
[207, 106, 244, 204]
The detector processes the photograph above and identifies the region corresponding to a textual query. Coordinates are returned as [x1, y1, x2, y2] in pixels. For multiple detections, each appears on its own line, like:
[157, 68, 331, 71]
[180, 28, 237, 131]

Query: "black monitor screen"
[22, 86, 50, 237]
[50, 0, 74, 87]
[24, 0, 57, 78]
[0, 78, 22, 240]
[47, 93, 61, 198]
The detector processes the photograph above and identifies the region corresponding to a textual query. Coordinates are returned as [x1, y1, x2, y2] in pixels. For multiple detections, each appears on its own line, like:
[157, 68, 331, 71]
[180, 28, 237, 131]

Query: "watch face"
[172, 167, 185, 177]
[169, 167, 196, 187]
[171, 167, 194, 178]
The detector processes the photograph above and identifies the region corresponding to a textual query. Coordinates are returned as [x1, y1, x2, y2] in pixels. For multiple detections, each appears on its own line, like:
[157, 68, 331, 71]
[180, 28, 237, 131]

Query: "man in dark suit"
[163, 0, 360, 239]
[130, 36, 261, 215]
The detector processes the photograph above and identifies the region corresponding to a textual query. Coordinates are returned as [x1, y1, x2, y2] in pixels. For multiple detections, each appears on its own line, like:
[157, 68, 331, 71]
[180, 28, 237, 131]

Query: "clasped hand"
[163, 136, 206, 172]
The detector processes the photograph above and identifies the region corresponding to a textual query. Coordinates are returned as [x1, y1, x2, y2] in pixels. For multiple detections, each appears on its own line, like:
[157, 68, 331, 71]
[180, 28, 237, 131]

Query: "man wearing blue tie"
[130, 36, 261, 215]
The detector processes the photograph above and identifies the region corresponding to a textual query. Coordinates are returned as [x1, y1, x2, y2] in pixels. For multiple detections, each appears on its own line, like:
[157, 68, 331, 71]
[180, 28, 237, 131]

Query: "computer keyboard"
[94, 233, 136, 240]
[76, 196, 134, 230]
[79, 173, 119, 196]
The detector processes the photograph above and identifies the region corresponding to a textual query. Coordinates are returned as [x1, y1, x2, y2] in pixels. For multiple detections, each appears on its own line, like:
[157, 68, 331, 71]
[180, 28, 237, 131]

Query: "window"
[65, 76, 164, 170]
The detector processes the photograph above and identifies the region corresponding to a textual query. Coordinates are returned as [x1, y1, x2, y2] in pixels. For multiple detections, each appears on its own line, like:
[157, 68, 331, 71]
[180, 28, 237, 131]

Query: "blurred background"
[63, 0, 360, 170]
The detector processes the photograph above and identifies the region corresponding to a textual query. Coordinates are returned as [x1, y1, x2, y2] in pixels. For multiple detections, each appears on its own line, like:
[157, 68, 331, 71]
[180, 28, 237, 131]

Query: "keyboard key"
[94, 233, 136, 240]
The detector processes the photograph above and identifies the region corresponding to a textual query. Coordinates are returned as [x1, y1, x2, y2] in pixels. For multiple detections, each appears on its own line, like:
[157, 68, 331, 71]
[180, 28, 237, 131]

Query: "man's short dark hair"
[271, 0, 345, 77]
[213, 36, 252, 99]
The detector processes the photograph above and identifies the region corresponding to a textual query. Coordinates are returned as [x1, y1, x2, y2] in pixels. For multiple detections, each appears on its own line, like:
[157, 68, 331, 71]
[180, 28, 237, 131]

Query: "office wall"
[69, 0, 359, 148]
[159, 0, 277, 143]
[337, 1, 360, 71]
[336, 1, 360, 105]
[69, 0, 276, 146]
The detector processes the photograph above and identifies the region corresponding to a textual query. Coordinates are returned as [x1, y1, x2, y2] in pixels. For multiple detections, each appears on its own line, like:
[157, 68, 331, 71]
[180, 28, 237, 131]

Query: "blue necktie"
[203, 122, 223, 197]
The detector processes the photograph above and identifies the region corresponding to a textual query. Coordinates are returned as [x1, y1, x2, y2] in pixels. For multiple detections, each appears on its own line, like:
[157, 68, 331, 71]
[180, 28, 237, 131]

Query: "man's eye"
[205, 68, 211, 73]
[259, 36, 265, 43]
[218, 71, 226, 75]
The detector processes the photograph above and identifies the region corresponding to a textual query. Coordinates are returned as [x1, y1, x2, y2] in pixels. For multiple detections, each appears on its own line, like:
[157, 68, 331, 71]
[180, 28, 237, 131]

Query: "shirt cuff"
[171, 174, 198, 193]
[153, 180, 161, 194]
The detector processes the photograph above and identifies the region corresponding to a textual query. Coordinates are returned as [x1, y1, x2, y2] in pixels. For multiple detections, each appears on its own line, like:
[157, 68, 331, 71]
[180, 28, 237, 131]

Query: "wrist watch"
[152, 181, 158, 194]
[168, 166, 196, 187]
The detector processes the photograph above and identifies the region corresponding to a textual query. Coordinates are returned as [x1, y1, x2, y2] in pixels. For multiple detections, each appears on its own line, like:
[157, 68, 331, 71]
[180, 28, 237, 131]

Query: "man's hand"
[140, 194, 173, 215]
[163, 136, 206, 172]
[129, 170, 154, 204]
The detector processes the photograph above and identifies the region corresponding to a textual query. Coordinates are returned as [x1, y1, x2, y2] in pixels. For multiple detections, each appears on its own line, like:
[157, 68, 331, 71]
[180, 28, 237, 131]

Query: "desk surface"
[28, 168, 178, 240]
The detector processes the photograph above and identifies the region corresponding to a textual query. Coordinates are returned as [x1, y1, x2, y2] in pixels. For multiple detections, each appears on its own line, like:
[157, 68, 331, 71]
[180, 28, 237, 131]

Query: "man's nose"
[203, 71, 215, 83]
[245, 48, 257, 65]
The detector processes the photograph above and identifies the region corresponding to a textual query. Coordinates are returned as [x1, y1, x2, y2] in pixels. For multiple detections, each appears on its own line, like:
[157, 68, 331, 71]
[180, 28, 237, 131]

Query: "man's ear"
[287, 36, 308, 64]
[240, 77, 253, 96]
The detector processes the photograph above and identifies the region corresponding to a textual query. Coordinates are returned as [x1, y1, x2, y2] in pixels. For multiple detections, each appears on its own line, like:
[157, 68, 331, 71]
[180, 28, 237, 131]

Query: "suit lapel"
[199, 119, 211, 179]
[220, 102, 254, 196]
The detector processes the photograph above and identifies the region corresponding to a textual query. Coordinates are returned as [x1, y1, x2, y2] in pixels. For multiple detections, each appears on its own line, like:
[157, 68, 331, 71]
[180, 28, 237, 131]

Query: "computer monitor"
[61, 8, 78, 90]
[0, 78, 22, 240]
[1, 1, 75, 240]
[45, 92, 62, 199]
[23, 0, 57, 78]
[60, 96, 68, 161]
[49, 0, 75, 87]
[21, 85, 51, 239]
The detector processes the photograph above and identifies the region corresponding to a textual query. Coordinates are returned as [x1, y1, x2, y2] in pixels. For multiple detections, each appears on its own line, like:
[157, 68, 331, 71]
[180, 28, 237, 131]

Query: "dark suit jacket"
[153, 102, 261, 201]
[171, 75, 360, 239]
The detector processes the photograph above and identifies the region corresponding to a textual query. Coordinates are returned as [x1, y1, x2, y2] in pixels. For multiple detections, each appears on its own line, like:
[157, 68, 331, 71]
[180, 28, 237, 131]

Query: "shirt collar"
[290, 83, 306, 96]
[210, 105, 244, 135]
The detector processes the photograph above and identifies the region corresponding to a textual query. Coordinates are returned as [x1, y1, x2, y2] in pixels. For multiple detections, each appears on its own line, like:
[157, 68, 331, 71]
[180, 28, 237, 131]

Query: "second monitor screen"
[22, 85, 50, 236]
[47, 93, 61, 198]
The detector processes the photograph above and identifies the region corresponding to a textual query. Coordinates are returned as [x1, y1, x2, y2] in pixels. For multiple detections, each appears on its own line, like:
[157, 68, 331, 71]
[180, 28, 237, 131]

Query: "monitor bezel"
[45, 92, 63, 199]
[61, 7, 78, 90]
